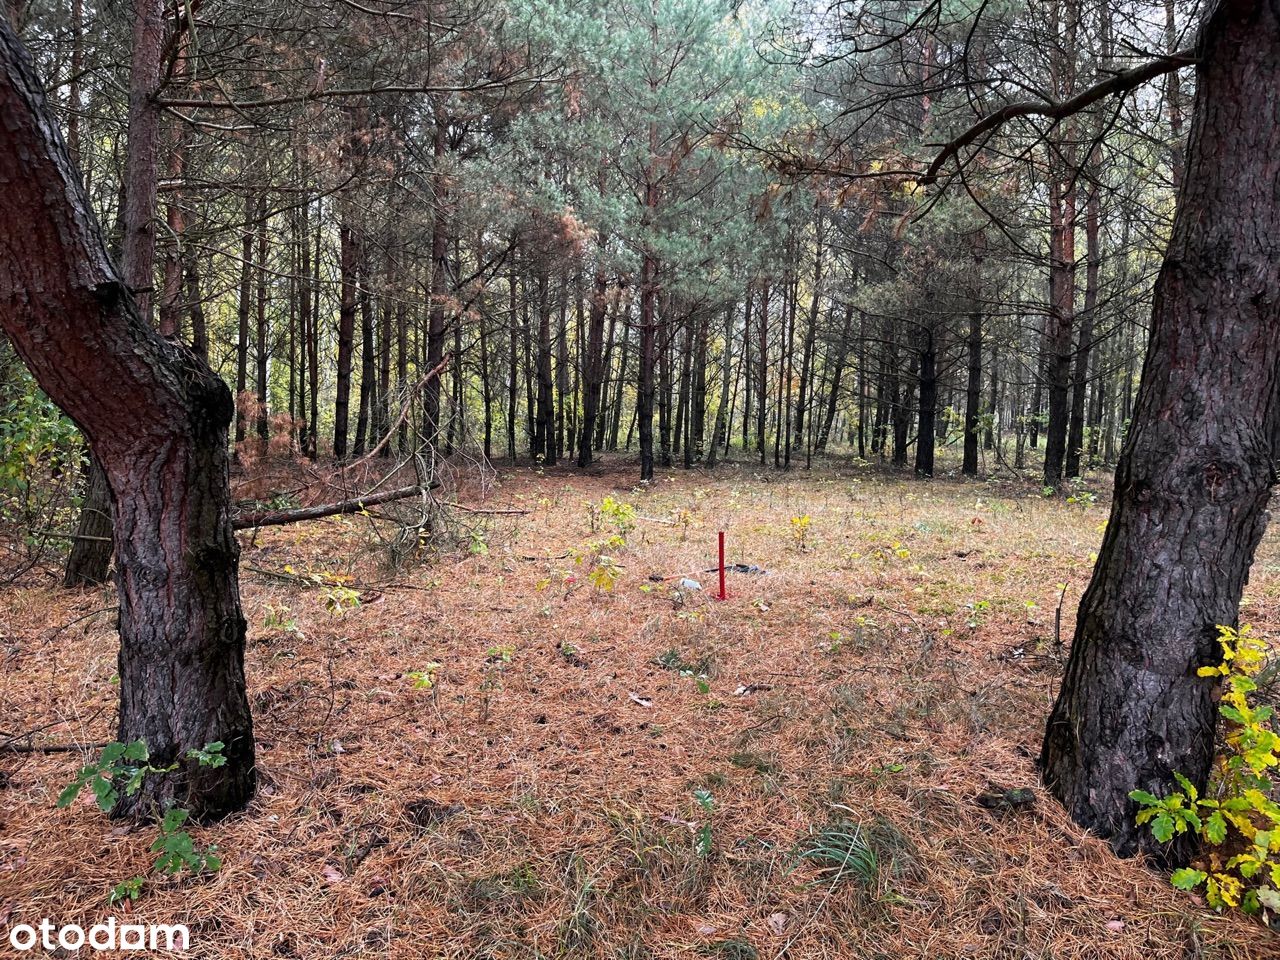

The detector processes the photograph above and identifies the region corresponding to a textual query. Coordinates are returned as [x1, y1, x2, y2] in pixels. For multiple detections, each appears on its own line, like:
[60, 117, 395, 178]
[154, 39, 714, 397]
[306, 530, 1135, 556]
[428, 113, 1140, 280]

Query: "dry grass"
[2, 457, 1279, 958]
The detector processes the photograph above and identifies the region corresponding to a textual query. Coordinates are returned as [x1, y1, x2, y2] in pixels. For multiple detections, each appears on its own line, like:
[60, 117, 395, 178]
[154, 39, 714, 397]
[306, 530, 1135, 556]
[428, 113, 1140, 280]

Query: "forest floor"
[2, 455, 1279, 959]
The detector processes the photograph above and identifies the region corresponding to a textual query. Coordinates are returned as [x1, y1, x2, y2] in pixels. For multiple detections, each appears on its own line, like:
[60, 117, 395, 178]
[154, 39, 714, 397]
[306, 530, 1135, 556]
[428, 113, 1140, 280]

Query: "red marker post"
[717, 531, 727, 600]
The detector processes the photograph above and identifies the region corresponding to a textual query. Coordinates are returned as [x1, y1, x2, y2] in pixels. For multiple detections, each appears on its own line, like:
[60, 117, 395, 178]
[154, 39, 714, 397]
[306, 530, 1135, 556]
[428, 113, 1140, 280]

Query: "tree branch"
[919, 49, 1197, 186]
[232, 483, 436, 530]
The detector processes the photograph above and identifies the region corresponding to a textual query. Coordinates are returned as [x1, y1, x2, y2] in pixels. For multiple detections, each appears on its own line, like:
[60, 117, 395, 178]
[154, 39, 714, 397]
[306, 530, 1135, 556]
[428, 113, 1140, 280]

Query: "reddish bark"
[1042, 0, 1280, 863]
[0, 21, 255, 820]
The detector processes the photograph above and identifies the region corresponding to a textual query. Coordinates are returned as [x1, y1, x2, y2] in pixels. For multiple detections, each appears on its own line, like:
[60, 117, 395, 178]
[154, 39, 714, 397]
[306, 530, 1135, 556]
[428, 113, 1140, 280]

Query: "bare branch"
[919, 49, 1197, 186]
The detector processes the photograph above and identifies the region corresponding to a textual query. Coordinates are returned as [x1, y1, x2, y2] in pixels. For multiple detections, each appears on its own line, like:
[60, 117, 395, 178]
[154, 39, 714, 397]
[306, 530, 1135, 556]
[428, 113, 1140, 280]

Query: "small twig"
[439, 501, 530, 516]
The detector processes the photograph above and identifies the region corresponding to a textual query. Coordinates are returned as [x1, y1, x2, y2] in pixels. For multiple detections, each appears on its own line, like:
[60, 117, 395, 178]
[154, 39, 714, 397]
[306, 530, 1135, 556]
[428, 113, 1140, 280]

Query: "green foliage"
[323, 584, 361, 616]
[789, 513, 812, 549]
[1131, 625, 1280, 914]
[57, 739, 155, 813]
[586, 554, 624, 591]
[151, 807, 222, 874]
[0, 381, 79, 502]
[794, 822, 879, 888]
[591, 495, 637, 535]
[0, 374, 81, 545]
[408, 662, 442, 690]
[692, 788, 715, 858]
[58, 740, 227, 903]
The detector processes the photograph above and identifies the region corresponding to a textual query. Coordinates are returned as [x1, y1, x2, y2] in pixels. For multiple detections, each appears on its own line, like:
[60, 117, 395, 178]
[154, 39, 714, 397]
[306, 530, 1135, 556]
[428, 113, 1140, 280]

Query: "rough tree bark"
[0, 21, 255, 819]
[63, 0, 164, 586]
[1041, 0, 1280, 863]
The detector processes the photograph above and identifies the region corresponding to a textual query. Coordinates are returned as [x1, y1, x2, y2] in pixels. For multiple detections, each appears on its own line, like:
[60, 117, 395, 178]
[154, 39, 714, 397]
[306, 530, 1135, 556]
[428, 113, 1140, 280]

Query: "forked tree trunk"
[0, 21, 255, 821]
[1041, 0, 1280, 864]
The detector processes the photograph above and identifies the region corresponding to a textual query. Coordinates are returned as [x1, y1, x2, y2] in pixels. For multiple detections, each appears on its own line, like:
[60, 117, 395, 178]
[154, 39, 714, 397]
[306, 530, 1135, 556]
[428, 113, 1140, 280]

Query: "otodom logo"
[7, 918, 189, 952]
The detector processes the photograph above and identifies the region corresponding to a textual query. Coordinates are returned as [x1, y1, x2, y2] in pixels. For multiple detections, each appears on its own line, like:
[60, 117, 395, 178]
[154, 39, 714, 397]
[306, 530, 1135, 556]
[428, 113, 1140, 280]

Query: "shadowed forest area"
[1, 0, 1279, 956]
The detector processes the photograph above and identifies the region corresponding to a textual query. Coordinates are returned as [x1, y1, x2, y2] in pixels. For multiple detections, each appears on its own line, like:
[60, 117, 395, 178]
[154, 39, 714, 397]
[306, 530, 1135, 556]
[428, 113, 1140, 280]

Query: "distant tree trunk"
[608, 311, 630, 452]
[254, 194, 269, 444]
[914, 328, 936, 477]
[677, 317, 693, 468]
[1043, 182, 1076, 487]
[777, 273, 795, 468]
[424, 107, 448, 449]
[0, 24, 255, 818]
[378, 260, 393, 452]
[963, 309, 982, 476]
[64, 456, 112, 587]
[706, 303, 733, 469]
[186, 255, 206, 361]
[579, 266, 608, 468]
[234, 196, 252, 451]
[507, 268, 519, 462]
[756, 282, 769, 465]
[64, 0, 163, 588]
[638, 250, 657, 480]
[817, 304, 854, 454]
[1042, 0, 1280, 864]
[308, 211, 321, 459]
[596, 296, 619, 452]
[692, 312, 708, 463]
[333, 222, 357, 459]
[658, 304, 674, 469]
[983, 339, 997, 450]
[556, 280, 571, 461]
[353, 253, 376, 456]
[1042, 0, 1078, 487]
[1066, 162, 1100, 479]
[1029, 336, 1043, 450]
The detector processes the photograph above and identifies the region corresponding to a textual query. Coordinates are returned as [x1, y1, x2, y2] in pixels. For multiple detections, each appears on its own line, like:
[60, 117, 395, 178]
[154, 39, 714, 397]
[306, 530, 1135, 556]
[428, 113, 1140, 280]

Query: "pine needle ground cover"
[2, 462, 1276, 959]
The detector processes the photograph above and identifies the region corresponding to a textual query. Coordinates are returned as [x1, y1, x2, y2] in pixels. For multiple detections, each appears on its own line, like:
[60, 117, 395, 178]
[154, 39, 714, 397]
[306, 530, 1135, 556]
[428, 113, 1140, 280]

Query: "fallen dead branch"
[233, 483, 436, 530]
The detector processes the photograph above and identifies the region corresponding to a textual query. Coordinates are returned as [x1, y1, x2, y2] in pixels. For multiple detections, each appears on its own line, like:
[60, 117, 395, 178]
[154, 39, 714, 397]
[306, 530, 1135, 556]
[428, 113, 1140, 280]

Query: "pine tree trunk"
[0, 24, 255, 819]
[333, 222, 357, 459]
[963, 310, 982, 476]
[255, 195, 269, 444]
[914, 329, 936, 477]
[578, 267, 608, 468]
[1041, 0, 1280, 863]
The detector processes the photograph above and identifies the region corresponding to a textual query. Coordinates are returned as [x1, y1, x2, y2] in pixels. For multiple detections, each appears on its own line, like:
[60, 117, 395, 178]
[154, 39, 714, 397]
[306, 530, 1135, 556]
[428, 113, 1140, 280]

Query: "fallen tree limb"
[441, 501, 531, 516]
[0, 741, 109, 754]
[233, 483, 435, 530]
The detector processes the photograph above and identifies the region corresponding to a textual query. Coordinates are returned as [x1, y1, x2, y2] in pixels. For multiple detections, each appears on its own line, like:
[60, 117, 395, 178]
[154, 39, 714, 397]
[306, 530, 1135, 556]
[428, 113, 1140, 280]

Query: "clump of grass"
[794, 821, 879, 888]
[468, 862, 542, 904]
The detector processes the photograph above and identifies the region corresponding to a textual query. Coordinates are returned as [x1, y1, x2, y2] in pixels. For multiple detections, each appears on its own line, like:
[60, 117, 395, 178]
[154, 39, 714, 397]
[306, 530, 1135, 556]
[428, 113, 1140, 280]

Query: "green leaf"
[161, 807, 190, 833]
[1129, 790, 1160, 807]
[695, 823, 713, 858]
[100, 742, 127, 764]
[1173, 772, 1198, 801]
[1205, 811, 1228, 845]
[56, 781, 84, 808]
[1170, 868, 1207, 891]
[1151, 813, 1176, 843]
